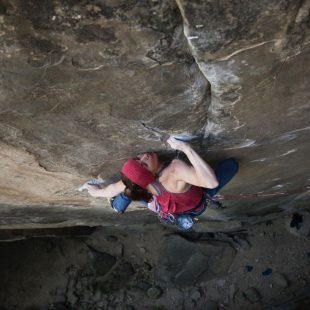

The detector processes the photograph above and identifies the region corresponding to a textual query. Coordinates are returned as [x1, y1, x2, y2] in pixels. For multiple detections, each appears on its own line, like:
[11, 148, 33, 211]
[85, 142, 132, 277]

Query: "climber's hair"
[121, 173, 153, 202]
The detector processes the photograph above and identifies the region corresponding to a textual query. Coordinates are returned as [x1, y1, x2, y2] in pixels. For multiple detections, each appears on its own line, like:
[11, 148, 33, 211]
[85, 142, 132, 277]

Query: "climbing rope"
[216, 186, 310, 201]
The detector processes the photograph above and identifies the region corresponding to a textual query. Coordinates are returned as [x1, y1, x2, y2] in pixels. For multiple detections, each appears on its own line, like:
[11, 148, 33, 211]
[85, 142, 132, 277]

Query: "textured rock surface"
[0, 0, 309, 228]
[1, 219, 309, 309]
[156, 234, 235, 286]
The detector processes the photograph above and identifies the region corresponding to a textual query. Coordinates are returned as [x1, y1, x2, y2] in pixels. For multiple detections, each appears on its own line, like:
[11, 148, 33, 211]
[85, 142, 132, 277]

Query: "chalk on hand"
[78, 178, 105, 191]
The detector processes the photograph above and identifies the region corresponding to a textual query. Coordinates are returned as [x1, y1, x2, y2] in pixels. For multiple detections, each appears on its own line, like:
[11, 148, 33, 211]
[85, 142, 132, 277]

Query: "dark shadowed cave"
[0, 0, 309, 309]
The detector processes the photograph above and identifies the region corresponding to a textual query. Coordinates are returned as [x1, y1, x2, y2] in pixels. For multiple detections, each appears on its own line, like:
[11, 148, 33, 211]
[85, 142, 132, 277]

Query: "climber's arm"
[167, 137, 218, 189]
[86, 181, 125, 198]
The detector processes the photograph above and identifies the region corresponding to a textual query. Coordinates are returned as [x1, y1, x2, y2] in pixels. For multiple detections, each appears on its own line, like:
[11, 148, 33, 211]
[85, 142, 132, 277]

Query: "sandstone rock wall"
[0, 0, 309, 228]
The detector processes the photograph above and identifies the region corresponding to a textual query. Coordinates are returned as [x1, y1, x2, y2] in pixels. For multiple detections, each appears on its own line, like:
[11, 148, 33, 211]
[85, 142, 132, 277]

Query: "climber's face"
[134, 152, 158, 174]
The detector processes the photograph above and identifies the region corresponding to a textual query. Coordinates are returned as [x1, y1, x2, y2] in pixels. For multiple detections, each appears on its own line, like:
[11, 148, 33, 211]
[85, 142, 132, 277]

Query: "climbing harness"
[155, 191, 224, 231]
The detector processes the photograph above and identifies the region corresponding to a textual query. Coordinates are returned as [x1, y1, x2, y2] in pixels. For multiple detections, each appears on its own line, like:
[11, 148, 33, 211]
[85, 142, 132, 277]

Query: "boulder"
[147, 286, 163, 299]
[156, 234, 235, 287]
[242, 287, 261, 303]
[87, 248, 116, 277]
[271, 273, 289, 288]
[86, 228, 124, 257]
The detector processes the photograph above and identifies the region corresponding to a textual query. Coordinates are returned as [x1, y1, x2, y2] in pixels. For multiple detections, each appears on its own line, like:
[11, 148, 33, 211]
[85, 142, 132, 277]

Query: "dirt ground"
[0, 215, 309, 310]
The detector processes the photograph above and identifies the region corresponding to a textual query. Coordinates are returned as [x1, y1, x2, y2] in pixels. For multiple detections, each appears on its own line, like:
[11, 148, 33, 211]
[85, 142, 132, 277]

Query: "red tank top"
[152, 180, 204, 214]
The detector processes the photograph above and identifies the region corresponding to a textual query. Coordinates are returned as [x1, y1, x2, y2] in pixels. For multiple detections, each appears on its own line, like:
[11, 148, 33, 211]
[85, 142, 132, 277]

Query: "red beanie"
[121, 159, 155, 189]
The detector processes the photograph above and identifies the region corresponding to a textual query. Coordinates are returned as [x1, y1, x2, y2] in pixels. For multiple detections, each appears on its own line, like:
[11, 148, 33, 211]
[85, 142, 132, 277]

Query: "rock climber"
[86, 136, 238, 230]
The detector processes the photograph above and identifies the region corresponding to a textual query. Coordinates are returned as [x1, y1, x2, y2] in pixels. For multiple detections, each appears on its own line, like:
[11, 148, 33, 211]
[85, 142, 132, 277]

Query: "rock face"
[0, 0, 309, 228]
[156, 235, 235, 286]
